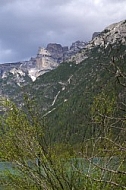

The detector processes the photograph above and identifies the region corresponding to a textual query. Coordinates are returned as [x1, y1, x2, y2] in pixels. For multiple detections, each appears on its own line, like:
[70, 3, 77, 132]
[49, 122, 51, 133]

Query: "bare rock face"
[92, 32, 101, 40]
[70, 41, 87, 51]
[94, 20, 126, 46]
[28, 47, 59, 81]
[63, 41, 87, 62]
[36, 47, 54, 69]
[0, 41, 87, 82]
[68, 20, 126, 64]
[46, 42, 87, 63]
[46, 43, 68, 63]
[62, 46, 69, 52]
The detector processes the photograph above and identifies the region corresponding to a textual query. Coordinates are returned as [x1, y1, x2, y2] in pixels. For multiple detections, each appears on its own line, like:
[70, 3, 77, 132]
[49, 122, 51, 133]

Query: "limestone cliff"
[92, 32, 100, 40]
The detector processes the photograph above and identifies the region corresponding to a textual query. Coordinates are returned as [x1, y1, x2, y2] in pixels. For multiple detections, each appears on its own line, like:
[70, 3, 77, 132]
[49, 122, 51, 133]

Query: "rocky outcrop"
[45, 41, 86, 63]
[63, 41, 87, 62]
[70, 41, 87, 51]
[92, 20, 126, 47]
[36, 47, 57, 69]
[69, 20, 126, 64]
[0, 40, 87, 81]
[92, 32, 100, 40]
[46, 43, 65, 63]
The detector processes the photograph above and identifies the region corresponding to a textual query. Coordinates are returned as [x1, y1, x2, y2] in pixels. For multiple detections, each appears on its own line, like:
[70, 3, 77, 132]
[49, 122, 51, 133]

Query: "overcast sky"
[0, 0, 126, 63]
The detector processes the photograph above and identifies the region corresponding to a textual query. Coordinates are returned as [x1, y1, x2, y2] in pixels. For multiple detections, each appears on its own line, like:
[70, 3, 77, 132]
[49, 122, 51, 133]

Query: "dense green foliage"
[23, 44, 126, 145]
[0, 96, 126, 189]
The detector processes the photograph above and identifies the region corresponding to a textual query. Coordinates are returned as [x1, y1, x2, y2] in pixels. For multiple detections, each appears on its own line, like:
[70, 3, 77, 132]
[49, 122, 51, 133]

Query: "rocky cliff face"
[92, 20, 126, 46]
[0, 40, 86, 83]
[70, 41, 86, 51]
[46, 43, 65, 63]
[46, 41, 86, 63]
[92, 32, 101, 40]
[68, 20, 126, 64]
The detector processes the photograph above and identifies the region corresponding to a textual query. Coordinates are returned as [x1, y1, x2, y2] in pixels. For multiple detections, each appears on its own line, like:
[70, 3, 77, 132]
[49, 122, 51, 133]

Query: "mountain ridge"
[0, 20, 126, 122]
[1, 19, 125, 85]
[0, 40, 87, 83]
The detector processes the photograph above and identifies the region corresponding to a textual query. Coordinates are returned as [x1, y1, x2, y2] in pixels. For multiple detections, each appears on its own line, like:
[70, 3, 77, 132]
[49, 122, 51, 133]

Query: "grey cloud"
[104, 0, 126, 2]
[0, 0, 126, 63]
[0, 0, 16, 6]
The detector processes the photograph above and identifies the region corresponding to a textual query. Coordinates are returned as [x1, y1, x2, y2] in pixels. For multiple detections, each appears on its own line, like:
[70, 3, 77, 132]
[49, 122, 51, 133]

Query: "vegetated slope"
[26, 41, 126, 144]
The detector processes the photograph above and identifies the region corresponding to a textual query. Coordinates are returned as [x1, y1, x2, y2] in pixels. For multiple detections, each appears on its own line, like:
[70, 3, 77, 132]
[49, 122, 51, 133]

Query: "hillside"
[20, 20, 126, 144]
[0, 20, 126, 144]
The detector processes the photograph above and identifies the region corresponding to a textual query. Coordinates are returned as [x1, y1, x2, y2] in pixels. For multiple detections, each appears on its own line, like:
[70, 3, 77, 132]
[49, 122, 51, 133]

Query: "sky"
[0, 0, 126, 63]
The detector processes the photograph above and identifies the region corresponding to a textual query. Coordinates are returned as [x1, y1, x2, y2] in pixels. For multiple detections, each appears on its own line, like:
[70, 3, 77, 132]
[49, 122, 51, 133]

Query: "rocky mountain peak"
[36, 47, 57, 70]
[0, 40, 86, 83]
[69, 20, 126, 64]
[70, 40, 87, 51]
[92, 20, 126, 47]
[46, 43, 63, 52]
[37, 47, 51, 57]
[46, 43, 66, 63]
[92, 32, 101, 40]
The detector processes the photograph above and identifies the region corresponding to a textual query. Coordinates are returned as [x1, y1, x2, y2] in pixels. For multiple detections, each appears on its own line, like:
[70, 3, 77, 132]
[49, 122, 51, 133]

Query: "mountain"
[0, 41, 86, 82]
[67, 20, 126, 64]
[0, 40, 86, 102]
[0, 20, 126, 144]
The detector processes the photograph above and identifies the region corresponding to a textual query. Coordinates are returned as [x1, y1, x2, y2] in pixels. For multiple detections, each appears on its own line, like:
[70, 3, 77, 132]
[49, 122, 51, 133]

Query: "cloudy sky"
[0, 0, 126, 63]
